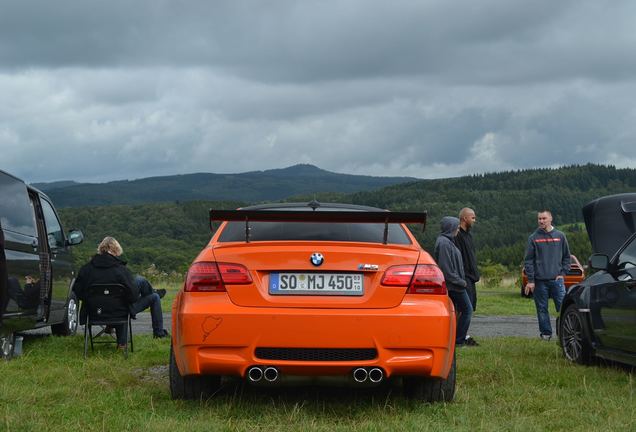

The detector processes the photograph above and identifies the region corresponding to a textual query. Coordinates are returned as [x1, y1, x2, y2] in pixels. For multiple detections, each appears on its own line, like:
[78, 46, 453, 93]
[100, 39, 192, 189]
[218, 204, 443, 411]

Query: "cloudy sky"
[1, 0, 635, 183]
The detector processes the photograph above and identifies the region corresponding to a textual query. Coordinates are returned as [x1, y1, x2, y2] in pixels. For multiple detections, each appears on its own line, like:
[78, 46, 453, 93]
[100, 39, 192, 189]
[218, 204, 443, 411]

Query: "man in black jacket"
[455, 208, 480, 311]
[455, 207, 480, 346]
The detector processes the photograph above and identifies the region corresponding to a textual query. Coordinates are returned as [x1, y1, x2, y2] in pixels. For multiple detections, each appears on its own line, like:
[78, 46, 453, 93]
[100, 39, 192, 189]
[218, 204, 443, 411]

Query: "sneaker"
[155, 289, 167, 299]
[153, 329, 170, 339]
[103, 325, 115, 336]
[464, 336, 480, 346]
[539, 334, 552, 341]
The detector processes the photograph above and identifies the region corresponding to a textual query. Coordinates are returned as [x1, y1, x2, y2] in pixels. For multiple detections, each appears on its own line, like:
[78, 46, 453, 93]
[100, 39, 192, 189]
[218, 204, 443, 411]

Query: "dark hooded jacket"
[434, 217, 467, 292]
[73, 253, 139, 323]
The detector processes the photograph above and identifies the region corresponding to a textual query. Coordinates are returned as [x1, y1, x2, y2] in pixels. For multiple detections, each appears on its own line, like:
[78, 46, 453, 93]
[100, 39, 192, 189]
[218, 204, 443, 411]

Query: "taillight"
[381, 264, 447, 295]
[184, 261, 252, 292]
[381, 265, 415, 286]
[185, 262, 225, 292]
[218, 263, 252, 284]
[409, 264, 446, 295]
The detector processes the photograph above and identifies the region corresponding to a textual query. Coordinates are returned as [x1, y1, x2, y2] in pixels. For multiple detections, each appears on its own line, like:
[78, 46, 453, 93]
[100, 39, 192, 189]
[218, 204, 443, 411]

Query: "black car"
[1, 169, 84, 359]
[558, 193, 636, 366]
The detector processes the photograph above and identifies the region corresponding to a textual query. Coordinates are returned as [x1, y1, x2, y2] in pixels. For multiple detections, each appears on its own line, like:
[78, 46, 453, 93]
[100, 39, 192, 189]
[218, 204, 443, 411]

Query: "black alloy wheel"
[559, 304, 593, 365]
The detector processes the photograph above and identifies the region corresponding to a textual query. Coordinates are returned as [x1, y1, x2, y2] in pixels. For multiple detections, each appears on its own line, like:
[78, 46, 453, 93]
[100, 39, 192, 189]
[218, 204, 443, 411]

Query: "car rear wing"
[209, 209, 427, 244]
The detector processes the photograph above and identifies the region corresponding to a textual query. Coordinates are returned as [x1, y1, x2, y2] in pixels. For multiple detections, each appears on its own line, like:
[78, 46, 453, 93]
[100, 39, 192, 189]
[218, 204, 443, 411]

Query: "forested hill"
[37, 164, 416, 207]
[299, 164, 636, 266]
[58, 164, 636, 274]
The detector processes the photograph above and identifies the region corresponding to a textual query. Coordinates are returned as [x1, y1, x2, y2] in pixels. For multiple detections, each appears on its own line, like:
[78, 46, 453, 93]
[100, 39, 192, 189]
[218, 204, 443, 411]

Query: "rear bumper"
[172, 293, 455, 379]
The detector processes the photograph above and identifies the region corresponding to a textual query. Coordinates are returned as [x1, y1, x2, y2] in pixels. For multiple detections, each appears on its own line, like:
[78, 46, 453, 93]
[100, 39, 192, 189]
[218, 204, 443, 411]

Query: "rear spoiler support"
[210, 209, 427, 244]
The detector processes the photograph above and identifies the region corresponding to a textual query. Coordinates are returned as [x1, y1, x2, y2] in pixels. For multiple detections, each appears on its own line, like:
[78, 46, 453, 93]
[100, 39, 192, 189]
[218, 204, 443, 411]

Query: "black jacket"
[73, 253, 139, 323]
[455, 227, 480, 283]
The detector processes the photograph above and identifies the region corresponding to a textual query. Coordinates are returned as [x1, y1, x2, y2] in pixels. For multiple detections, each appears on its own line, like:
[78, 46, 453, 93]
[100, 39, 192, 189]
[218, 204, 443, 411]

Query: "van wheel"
[51, 292, 79, 336]
[169, 344, 221, 400]
[1, 332, 15, 360]
[403, 353, 456, 402]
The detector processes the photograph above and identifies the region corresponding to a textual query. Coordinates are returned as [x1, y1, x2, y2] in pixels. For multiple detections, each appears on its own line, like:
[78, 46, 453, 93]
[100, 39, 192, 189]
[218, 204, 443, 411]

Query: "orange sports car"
[170, 202, 456, 402]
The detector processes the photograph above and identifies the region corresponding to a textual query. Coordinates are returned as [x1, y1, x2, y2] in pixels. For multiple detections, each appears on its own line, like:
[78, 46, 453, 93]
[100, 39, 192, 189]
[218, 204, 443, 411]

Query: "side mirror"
[66, 229, 84, 246]
[589, 254, 609, 271]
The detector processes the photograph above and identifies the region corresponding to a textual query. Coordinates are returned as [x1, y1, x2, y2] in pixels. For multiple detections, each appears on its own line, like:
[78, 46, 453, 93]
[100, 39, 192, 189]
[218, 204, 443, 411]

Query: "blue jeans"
[115, 276, 164, 344]
[448, 290, 473, 345]
[533, 279, 565, 336]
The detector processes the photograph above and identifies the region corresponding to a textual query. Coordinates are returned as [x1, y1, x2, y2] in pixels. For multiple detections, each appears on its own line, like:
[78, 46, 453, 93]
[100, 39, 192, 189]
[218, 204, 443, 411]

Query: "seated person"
[7, 275, 41, 310]
[73, 236, 169, 348]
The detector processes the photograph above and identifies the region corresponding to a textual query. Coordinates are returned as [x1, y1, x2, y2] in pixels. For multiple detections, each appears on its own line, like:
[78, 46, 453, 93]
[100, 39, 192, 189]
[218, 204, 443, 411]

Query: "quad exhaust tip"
[353, 367, 368, 383]
[247, 366, 279, 383]
[353, 367, 384, 383]
[368, 367, 384, 383]
[247, 366, 263, 382]
[263, 367, 279, 382]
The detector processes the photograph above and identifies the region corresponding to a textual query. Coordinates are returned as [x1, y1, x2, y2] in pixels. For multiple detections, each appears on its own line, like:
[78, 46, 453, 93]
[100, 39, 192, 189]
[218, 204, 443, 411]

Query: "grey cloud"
[2, 1, 635, 85]
[1, 1, 636, 184]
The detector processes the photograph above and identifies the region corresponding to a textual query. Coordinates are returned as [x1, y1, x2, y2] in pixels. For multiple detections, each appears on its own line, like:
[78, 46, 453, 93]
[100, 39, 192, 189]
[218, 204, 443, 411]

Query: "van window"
[0, 173, 37, 237]
[40, 199, 65, 249]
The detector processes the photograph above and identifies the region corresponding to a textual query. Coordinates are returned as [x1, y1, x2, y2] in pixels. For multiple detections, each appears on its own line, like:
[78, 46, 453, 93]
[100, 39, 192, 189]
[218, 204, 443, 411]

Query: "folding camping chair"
[83, 283, 134, 358]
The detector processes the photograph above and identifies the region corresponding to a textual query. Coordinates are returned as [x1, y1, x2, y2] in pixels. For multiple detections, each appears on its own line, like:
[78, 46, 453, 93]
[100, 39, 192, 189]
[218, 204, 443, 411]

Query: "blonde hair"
[97, 236, 123, 256]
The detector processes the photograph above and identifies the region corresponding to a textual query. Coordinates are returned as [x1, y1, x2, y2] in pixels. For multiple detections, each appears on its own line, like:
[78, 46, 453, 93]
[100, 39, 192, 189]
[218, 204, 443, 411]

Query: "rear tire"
[169, 343, 221, 400]
[559, 304, 593, 365]
[403, 353, 456, 402]
[51, 292, 79, 336]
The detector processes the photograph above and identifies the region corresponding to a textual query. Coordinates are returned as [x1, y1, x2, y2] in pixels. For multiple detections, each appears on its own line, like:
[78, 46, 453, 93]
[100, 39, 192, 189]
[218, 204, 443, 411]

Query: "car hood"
[582, 193, 636, 258]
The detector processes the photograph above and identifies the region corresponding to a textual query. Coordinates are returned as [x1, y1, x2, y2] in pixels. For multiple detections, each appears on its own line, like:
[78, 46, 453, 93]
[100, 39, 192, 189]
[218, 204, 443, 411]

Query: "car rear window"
[218, 221, 412, 244]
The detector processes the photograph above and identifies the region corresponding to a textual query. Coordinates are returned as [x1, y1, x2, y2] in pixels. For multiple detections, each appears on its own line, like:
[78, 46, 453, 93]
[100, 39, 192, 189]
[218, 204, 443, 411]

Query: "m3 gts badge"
[358, 264, 379, 271]
[310, 253, 324, 266]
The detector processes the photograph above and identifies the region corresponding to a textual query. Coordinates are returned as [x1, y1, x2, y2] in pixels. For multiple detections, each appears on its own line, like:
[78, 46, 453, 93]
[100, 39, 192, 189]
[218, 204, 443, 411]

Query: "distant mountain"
[31, 180, 79, 192]
[40, 164, 417, 208]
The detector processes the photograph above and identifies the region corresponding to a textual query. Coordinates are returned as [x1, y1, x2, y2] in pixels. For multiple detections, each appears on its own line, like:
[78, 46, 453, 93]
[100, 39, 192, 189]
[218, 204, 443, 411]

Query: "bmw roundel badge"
[310, 252, 324, 267]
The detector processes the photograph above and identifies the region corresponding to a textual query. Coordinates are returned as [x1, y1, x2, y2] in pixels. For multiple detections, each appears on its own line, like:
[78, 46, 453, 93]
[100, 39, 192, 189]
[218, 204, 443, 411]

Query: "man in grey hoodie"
[434, 216, 473, 346]
[523, 210, 571, 340]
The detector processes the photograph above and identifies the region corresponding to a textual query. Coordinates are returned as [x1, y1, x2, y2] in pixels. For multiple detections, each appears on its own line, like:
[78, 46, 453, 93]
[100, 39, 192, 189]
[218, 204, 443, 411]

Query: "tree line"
[58, 164, 636, 274]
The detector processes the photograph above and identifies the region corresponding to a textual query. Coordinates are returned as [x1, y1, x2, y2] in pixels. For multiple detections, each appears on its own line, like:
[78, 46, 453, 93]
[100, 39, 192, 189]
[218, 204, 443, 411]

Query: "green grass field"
[1, 335, 633, 431]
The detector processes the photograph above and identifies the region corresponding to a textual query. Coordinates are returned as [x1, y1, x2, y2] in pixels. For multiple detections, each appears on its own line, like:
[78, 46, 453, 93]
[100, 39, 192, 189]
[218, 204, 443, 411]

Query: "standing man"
[523, 210, 571, 341]
[434, 216, 473, 347]
[455, 207, 480, 346]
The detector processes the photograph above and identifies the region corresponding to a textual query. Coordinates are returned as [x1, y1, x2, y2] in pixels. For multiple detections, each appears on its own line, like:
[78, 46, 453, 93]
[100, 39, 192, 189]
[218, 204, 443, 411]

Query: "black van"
[1, 169, 84, 359]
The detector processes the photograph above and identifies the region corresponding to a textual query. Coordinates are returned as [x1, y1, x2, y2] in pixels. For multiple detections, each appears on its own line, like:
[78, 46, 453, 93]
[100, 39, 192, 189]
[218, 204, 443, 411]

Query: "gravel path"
[129, 312, 551, 338]
[24, 312, 553, 339]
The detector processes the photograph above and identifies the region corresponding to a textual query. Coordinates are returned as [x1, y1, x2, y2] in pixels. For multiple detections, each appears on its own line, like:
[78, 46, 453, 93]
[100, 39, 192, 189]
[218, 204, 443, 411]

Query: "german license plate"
[269, 273, 364, 296]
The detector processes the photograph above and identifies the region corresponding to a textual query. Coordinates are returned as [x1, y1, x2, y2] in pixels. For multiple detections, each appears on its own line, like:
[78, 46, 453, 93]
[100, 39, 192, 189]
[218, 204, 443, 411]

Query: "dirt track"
[24, 312, 553, 339]
[129, 312, 551, 338]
